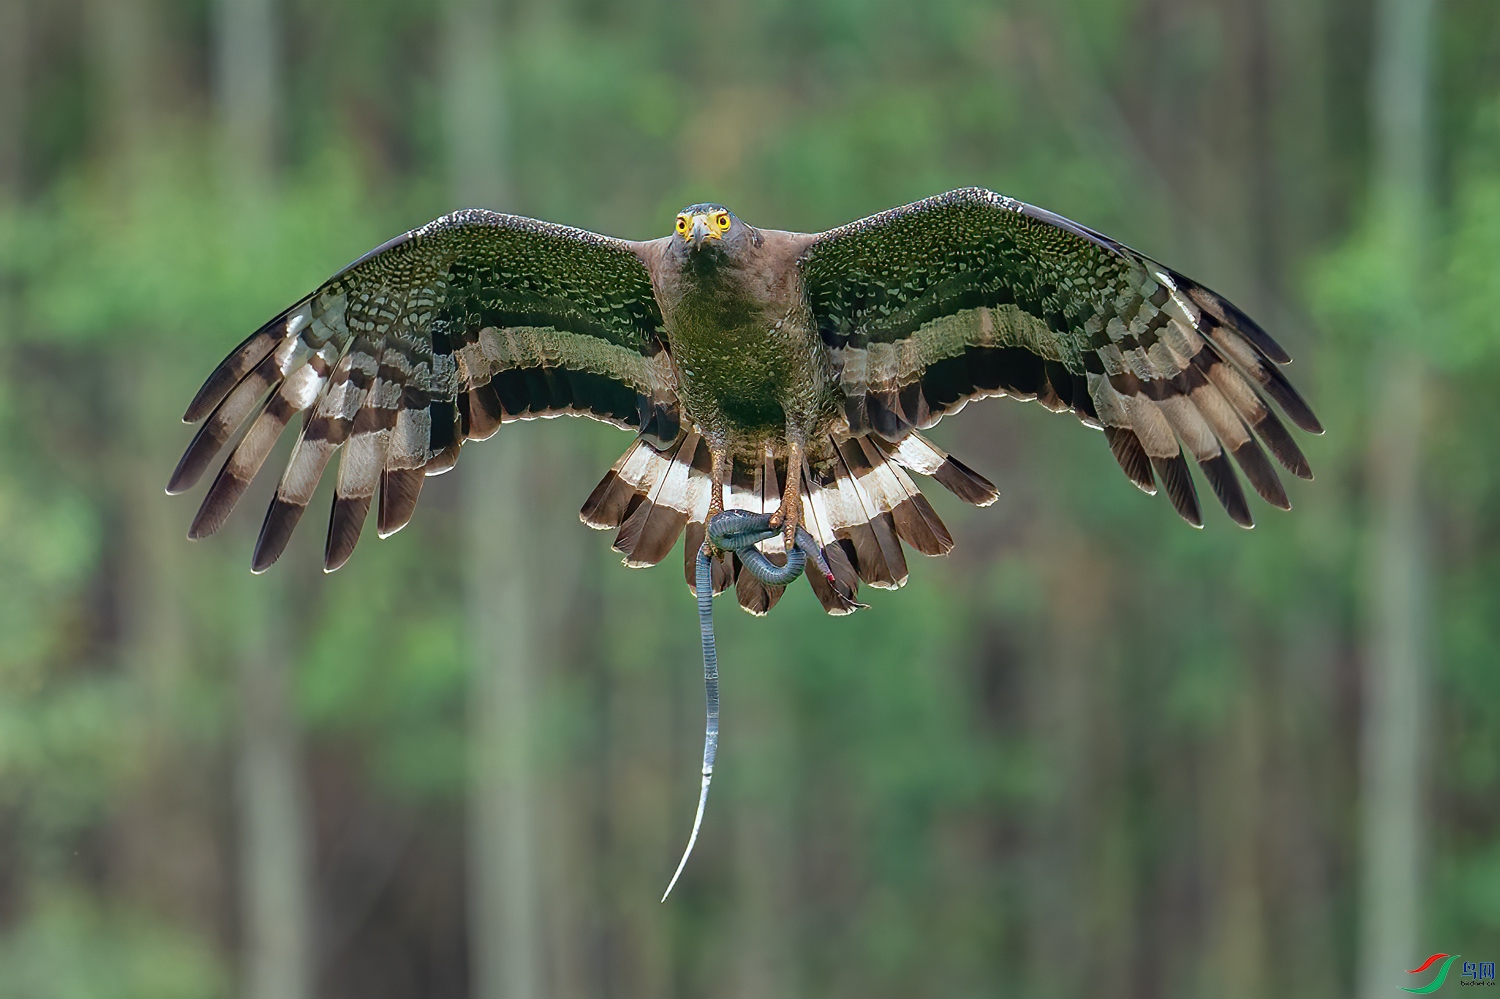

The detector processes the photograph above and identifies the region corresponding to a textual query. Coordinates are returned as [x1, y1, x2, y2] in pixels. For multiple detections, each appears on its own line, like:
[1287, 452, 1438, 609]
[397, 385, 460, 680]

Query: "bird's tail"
[579, 430, 998, 615]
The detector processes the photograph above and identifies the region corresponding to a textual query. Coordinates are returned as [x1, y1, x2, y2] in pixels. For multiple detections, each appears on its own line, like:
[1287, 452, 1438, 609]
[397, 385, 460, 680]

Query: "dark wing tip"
[252, 499, 306, 573]
[1176, 271, 1293, 366]
[377, 468, 425, 538]
[182, 326, 282, 424]
[1151, 453, 1203, 528]
[933, 455, 999, 507]
[165, 457, 199, 496]
[1263, 371, 1323, 435]
[169, 411, 241, 496]
[1228, 440, 1290, 510]
[1198, 453, 1254, 528]
[1171, 269, 1319, 436]
[1249, 408, 1313, 480]
[185, 465, 254, 540]
[1104, 427, 1157, 495]
[186, 497, 230, 541]
[324, 495, 372, 572]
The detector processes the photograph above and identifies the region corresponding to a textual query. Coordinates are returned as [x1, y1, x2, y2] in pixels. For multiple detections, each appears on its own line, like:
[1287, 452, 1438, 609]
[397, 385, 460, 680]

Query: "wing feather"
[173, 210, 677, 569]
[801, 187, 1318, 528]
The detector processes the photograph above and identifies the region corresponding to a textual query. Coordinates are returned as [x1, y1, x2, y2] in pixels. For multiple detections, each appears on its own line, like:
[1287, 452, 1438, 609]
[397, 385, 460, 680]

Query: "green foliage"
[0, 891, 226, 999]
[1442, 98, 1500, 365]
[6, 148, 395, 349]
[1312, 98, 1500, 368]
[299, 541, 469, 798]
[1, 1, 1499, 996]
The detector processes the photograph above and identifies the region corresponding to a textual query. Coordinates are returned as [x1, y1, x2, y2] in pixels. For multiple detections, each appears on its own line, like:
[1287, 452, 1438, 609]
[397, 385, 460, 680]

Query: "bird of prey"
[164, 187, 1320, 606]
[168, 187, 1320, 613]
[170, 187, 1320, 897]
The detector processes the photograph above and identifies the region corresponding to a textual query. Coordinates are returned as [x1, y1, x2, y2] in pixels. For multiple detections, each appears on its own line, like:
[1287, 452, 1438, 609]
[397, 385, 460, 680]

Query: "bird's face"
[673, 203, 745, 255]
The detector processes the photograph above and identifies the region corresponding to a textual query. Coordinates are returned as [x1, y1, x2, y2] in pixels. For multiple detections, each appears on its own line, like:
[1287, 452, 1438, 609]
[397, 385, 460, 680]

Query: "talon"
[777, 441, 804, 543]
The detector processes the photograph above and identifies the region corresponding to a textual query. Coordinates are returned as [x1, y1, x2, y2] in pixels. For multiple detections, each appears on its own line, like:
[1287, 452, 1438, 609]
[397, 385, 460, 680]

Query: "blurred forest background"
[1, 0, 1498, 997]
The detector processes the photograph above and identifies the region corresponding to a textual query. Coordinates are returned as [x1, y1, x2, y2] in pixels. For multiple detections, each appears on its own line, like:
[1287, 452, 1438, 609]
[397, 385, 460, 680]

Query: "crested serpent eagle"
[171, 188, 1322, 895]
[170, 187, 1320, 614]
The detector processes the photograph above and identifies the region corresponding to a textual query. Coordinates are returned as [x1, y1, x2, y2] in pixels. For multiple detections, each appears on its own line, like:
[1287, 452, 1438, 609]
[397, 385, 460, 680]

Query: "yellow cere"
[676, 210, 732, 241]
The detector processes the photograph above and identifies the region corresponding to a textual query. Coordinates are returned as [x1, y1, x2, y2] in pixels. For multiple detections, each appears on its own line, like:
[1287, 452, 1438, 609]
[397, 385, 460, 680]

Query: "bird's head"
[672, 203, 750, 256]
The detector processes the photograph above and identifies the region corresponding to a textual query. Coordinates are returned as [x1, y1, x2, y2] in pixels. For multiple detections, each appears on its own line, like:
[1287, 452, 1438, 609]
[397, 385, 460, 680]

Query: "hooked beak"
[687, 213, 717, 249]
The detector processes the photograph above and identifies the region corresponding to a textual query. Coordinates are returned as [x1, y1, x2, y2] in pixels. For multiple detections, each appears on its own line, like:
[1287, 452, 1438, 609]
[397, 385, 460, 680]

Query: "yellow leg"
[769, 441, 803, 548]
[704, 448, 727, 553]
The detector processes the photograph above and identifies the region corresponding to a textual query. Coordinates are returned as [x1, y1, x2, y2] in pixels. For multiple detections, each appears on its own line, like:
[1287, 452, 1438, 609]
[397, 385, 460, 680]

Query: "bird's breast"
[665, 287, 826, 443]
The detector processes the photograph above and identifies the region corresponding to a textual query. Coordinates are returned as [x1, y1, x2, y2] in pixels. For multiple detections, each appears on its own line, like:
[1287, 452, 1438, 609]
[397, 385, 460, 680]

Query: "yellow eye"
[675, 216, 689, 234]
[714, 213, 731, 231]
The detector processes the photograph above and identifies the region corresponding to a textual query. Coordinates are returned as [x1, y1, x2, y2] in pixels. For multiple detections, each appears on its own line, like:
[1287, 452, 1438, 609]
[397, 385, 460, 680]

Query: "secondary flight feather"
[170, 187, 1320, 615]
[171, 187, 1321, 898]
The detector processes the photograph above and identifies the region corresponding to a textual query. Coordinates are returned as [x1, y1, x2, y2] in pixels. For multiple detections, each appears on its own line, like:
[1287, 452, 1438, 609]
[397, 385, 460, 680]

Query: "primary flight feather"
[170, 187, 1320, 613]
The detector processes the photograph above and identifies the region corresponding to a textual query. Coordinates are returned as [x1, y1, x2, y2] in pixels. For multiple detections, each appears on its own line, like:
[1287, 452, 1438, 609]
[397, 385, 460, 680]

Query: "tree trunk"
[464, 440, 541, 999]
[0, 0, 22, 199]
[731, 668, 798, 999]
[87, 0, 228, 933]
[1024, 529, 1127, 999]
[233, 572, 313, 999]
[1358, 0, 1434, 996]
[444, 3, 542, 998]
[0, 0, 22, 357]
[214, 2, 313, 998]
[87, 0, 159, 170]
[215, 0, 279, 191]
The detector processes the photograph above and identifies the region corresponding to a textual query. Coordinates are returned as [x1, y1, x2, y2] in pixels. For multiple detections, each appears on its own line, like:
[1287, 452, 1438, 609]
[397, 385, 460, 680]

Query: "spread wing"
[169, 209, 678, 571]
[798, 187, 1322, 528]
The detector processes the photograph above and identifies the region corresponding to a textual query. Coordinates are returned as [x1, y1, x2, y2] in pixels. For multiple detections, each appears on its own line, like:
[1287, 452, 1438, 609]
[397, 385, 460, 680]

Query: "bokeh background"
[1, 0, 1498, 997]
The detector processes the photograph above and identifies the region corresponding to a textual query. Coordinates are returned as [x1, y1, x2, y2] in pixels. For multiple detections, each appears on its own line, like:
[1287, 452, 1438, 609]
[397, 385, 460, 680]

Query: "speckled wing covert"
[168, 209, 678, 572]
[798, 187, 1322, 527]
